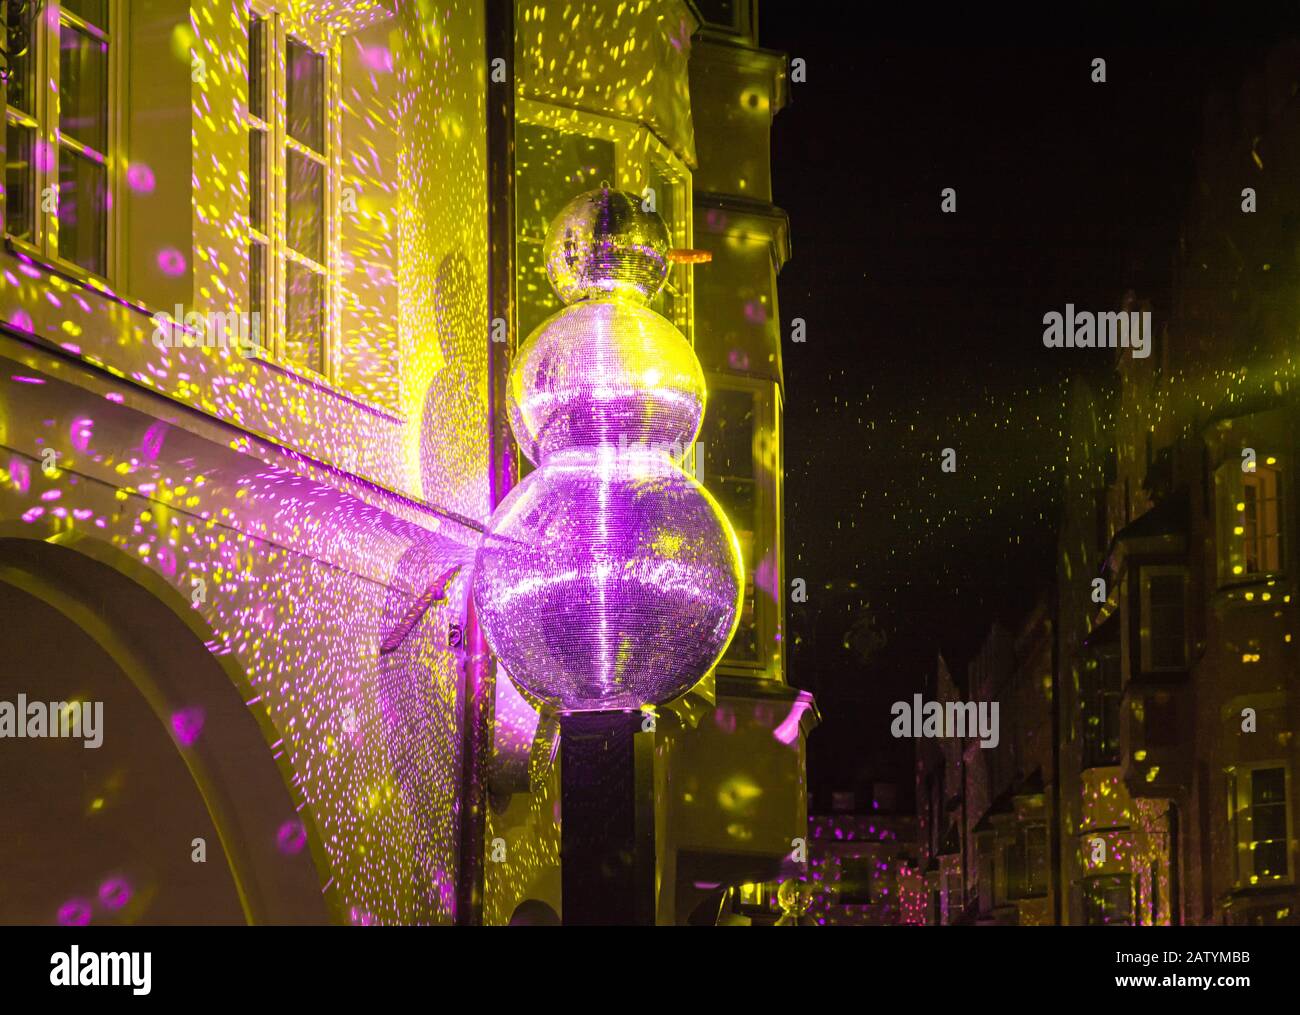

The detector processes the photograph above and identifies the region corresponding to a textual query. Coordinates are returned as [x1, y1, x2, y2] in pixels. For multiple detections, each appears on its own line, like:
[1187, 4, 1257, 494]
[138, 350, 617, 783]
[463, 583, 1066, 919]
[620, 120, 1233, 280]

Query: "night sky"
[757, 9, 1279, 805]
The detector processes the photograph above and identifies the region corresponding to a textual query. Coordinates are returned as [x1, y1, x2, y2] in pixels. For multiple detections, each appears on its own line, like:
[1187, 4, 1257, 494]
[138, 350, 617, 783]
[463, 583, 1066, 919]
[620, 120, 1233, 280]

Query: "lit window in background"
[1083, 873, 1133, 926]
[1141, 570, 1187, 671]
[1081, 654, 1121, 768]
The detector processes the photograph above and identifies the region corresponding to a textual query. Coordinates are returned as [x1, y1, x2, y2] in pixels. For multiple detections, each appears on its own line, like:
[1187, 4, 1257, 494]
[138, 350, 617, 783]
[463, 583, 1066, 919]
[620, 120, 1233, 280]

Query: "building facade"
[803, 786, 925, 927]
[1041, 45, 1300, 927]
[0, 0, 811, 927]
[914, 610, 1055, 926]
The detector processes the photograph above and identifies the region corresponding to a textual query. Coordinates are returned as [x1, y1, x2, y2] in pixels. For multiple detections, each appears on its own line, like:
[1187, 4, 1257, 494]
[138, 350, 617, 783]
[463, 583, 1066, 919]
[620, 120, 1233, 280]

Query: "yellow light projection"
[0, 0, 490, 925]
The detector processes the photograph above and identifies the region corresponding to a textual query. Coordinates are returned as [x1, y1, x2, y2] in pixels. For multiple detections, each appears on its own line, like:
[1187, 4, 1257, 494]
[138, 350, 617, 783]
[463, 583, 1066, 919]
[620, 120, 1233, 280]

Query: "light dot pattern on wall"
[475, 187, 741, 712]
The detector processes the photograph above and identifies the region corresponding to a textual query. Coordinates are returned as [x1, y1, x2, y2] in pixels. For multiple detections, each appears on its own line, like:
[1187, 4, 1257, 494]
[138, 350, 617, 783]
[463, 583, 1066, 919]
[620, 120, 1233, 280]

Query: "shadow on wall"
[0, 535, 330, 925]
[420, 251, 488, 515]
[374, 539, 474, 921]
[508, 899, 560, 926]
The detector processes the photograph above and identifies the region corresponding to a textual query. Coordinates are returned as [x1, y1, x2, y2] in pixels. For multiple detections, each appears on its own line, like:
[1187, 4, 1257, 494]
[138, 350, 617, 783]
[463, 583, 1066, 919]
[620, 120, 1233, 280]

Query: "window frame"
[4, 0, 125, 287]
[1138, 564, 1188, 673]
[246, 1, 340, 379]
[940, 867, 962, 925]
[1215, 455, 1286, 585]
[1229, 762, 1294, 888]
[700, 371, 782, 677]
[1081, 650, 1122, 767]
[1082, 872, 1134, 926]
[1006, 822, 1049, 901]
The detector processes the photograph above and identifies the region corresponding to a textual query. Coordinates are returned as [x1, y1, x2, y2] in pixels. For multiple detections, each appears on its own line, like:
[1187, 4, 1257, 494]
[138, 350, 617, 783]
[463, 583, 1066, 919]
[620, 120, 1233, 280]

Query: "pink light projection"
[277, 819, 307, 855]
[126, 163, 156, 194]
[772, 697, 814, 746]
[171, 707, 205, 746]
[57, 899, 92, 927]
[70, 416, 94, 451]
[98, 877, 132, 911]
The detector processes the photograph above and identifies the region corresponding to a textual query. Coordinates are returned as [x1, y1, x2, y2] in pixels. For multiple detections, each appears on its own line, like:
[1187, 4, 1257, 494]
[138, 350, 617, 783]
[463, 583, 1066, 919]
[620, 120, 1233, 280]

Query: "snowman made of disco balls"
[473, 186, 743, 712]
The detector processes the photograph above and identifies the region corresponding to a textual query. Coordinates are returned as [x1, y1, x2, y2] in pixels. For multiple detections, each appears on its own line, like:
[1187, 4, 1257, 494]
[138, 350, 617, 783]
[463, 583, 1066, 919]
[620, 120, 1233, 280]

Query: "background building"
[914, 610, 1055, 926]
[904, 43, 1300, 929]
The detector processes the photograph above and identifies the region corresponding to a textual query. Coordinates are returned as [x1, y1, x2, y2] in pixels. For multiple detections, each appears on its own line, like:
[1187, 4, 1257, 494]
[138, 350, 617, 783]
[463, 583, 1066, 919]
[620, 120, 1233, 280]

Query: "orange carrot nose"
[666, 248, 712, 264]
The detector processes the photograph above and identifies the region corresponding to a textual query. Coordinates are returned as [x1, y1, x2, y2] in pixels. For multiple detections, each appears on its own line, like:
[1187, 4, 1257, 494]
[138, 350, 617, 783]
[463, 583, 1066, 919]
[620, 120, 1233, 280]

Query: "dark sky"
[757, 8, 1282, 805]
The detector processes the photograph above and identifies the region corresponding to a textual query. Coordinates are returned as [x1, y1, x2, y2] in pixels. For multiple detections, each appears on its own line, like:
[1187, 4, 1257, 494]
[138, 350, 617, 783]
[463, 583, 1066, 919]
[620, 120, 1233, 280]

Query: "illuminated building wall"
[968, 609, 1055, 926]
[0, 0, 488, 924]
[660, 0, 816, 926]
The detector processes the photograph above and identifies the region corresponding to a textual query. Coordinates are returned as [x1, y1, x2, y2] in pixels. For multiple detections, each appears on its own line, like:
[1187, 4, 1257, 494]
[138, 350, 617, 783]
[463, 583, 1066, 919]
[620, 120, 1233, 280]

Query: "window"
[512, 102, 694, 478]
[1082, 652, 1121, 767]
[1230, 765, 1292, 885]
[1006, 824, 1049, 900]
[1083, 873, 1133, 925]
[1139, 567, 1187, 671]
[691, 0, 754, 37]
[1216, 458, 1284, 582]
[646, 156, 689, 332]
[838, 857, 874, 905]
[5, 0, 116, 279]
[701, 385, 758, 663]
[247, 7, 334, 374]
[976, 835, 996, 912]
[734, 881, 775, 911]
[1144, 691, 1177, 748]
